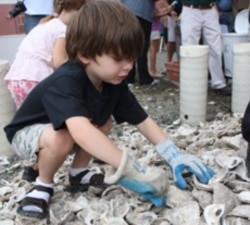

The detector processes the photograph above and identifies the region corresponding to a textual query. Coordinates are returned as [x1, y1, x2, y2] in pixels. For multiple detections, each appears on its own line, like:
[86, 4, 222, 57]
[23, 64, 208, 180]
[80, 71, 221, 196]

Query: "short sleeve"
[42, 76, 89, 130]
[113, 83, 148, 125]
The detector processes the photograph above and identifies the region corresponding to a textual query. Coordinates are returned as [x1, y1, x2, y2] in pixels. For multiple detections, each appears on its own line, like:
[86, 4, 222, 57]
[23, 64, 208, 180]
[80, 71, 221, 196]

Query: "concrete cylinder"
[232, 43, 250, 114]
[180, 45, 209, 124]
[0, 60, 15, 157]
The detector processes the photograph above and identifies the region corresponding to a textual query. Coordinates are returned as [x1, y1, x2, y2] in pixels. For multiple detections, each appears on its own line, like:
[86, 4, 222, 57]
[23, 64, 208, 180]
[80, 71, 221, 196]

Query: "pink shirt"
[5, 18, 66, 82]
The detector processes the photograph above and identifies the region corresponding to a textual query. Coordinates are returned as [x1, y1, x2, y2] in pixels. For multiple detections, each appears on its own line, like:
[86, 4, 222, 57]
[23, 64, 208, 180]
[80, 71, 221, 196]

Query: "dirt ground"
[129, 74, 232, 125]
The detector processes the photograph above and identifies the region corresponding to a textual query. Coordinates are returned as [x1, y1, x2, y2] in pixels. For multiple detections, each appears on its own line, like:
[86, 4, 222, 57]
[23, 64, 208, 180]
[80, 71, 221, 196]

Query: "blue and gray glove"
[104, 150, 168, 207]
[155, 139, 215, 189]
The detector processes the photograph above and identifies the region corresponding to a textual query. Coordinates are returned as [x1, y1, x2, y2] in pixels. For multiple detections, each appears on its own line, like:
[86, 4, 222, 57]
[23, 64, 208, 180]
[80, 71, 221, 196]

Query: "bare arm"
[52, 38, 68, 69]
[136, 117, 167, 145]
[154, 0, 171, 18]
[66, 116, 122, 168]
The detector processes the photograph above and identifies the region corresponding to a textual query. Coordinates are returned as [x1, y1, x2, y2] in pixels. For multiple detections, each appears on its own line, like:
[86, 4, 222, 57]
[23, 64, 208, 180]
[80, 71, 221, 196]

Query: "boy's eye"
[113, 56, 123, 62]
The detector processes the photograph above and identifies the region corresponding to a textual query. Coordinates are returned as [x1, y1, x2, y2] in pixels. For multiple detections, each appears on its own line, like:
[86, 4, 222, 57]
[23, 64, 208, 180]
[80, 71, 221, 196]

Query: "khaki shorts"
[11, 124, 49, 163]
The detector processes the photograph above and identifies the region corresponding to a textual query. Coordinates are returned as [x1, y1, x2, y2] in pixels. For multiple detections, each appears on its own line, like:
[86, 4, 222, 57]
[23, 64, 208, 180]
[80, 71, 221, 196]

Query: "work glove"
[155, 139, 215, 189]
[104, 150, 169, 207]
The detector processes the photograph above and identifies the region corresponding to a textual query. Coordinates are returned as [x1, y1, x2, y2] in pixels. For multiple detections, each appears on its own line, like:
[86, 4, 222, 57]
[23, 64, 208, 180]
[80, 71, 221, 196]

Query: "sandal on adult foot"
[149, 71, 164, 78]
[17, 185, 53, 219]
[65, 169, 108, 192]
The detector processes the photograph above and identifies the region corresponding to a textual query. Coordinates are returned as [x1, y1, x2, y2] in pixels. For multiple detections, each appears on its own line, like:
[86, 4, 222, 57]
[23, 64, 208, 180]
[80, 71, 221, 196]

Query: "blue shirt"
[120, 0, 154, 22]
[216, 0, 232, 12]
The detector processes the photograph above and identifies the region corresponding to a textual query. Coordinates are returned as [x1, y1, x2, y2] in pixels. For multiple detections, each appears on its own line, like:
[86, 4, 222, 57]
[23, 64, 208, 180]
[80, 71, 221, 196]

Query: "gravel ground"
[0, 53, 238, 225]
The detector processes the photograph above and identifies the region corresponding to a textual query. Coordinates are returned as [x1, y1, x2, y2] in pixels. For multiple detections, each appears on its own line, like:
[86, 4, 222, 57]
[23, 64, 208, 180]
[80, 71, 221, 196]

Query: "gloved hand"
[104, 150, 168, 207]
[155, 139, 215, 189]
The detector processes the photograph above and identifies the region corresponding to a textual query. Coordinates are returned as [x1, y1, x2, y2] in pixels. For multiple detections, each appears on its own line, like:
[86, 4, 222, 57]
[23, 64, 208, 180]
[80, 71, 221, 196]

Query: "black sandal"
[65, 169, 108, 192]
[17, 185, 53, 219]
[22, 166, 39, 182]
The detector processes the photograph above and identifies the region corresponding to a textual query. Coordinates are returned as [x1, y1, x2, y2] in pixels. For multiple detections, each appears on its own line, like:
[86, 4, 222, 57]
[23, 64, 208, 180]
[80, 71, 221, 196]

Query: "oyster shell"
[215, 152, 243, 169]
[228, 205, 250, 220]
[166, 185, 193, 208]
[126, 211, 158, 225]
[192, 188, 213, 209]
[237, 191, 250, 204]
[212, 182, 239, 214]
[169, 201, 200, 225]
[203, 204, 225, 225]
[1, 96, 250, 224]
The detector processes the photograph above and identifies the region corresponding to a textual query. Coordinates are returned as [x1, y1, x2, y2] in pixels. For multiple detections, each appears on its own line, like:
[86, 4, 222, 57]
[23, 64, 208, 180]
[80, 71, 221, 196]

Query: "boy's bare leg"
[38, 125, 74, 183]
[68, 118, 113, 190]
[19, 125, 74, 215]
[71, 149, 92, 168]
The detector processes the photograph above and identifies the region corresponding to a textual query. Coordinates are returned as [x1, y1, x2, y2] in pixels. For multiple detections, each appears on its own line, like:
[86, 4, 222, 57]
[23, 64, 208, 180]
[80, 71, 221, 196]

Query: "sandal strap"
[90, 173, 105, 185]
[28, 185, 54, 197]
[20, 196, 47, 208]
[69, 169, 104, 186]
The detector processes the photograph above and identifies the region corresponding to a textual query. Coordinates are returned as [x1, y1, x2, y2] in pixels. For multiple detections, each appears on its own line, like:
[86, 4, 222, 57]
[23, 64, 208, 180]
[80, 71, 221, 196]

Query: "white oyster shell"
[169, 201, 200, 225]
[237, 191, 250, 203]
[203, 204, 225, 225]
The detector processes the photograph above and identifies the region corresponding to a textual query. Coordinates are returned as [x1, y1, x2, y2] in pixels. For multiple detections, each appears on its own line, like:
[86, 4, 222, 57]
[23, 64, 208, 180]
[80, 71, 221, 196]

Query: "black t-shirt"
[4, 60, 148, 143]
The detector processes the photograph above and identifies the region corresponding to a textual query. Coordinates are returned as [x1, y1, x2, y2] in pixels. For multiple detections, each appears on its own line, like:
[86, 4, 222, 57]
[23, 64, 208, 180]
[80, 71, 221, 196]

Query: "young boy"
[4, 0, 214, 219]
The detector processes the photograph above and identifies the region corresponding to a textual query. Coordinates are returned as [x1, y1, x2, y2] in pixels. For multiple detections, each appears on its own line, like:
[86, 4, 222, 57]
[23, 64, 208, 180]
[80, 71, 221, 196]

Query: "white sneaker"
[151, 79, 160, 86]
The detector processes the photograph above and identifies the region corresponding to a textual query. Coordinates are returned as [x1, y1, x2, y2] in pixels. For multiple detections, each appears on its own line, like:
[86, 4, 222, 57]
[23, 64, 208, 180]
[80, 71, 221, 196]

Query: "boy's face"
[79, 54, 134, 85]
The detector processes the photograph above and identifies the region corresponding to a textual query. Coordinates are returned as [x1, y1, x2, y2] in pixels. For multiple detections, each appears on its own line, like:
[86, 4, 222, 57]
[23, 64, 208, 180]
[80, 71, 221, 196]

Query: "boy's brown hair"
[66, 0, 144, 62]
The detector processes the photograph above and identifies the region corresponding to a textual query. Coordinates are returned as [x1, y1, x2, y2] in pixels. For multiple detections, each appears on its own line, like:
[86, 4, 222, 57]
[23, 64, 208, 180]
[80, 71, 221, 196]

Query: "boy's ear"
[77, 53, 90, 64]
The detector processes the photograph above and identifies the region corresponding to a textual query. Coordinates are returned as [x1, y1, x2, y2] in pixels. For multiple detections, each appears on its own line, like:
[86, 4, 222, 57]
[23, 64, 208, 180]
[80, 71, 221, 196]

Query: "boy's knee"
[58, 131, 74, 151]
[45, 129, 74, 155]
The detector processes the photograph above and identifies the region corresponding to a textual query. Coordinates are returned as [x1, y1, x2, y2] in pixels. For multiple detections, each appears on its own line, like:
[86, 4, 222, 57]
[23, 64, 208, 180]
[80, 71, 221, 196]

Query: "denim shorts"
[12, 124, 49, 163]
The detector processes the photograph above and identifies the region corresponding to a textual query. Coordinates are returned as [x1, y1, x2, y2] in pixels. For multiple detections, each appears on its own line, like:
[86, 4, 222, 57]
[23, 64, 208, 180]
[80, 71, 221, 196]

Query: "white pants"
[181, 6, 226, 89]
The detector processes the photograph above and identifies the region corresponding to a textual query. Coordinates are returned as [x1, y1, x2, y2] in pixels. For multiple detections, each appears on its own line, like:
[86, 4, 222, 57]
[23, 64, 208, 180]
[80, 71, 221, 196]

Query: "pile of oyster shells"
[1, 112, 250, 224]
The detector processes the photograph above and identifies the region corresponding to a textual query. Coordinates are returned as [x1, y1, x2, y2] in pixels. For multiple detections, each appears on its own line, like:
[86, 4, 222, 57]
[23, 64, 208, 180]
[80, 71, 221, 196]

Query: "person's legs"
[167, 42, 176, 62]
[180, 7, 202, 45]
[137, 17, 154, 85]
[202, 8, 226, 89]
[37, 125, 74, 183]
[6, 80, 40, 181]
[6, 80, 38, 110]
[66, 118, 113, 191]
[149, 31, 162, 77]
[219, 12, 234, 33]
[166, 16, 176, 62]
[12, 124, 74, 218]
[24, 14, 47, 34]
